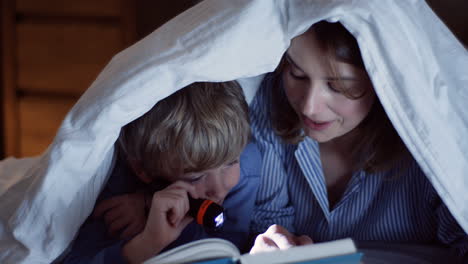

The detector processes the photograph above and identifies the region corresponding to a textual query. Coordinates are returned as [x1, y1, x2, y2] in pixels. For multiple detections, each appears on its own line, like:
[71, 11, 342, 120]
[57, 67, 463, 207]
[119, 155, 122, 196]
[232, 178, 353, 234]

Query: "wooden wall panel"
[17, 22, 123, 95]
[136, 0, 199, 38]
[16, 0, 122, 17]
[1, 0, 19, 157]
[2, 0, 136, 157]
[18, 95, 76, 156]
[426, 0, 468, 45]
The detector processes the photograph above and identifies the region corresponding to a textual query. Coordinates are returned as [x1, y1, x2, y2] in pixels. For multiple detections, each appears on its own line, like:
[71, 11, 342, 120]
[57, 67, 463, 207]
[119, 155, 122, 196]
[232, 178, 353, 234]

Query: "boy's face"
[168, 159, 241, 205]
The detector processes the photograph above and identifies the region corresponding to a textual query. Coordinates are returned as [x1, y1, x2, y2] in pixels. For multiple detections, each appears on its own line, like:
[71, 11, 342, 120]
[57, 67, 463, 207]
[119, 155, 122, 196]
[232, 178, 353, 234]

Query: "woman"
[248, 21, 468, 259]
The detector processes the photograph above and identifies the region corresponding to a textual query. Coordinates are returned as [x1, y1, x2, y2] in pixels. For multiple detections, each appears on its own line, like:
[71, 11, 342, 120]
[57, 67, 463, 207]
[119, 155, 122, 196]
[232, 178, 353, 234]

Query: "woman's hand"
[250, 224, 313, 254]
[93, 192, 147, 239]
[122, 181, 197, 264]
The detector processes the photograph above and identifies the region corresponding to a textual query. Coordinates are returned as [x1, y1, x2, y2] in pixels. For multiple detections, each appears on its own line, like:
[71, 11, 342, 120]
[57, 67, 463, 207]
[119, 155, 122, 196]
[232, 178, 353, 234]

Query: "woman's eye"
[289, 70, 308, 80]
[327, 81, 341, 93]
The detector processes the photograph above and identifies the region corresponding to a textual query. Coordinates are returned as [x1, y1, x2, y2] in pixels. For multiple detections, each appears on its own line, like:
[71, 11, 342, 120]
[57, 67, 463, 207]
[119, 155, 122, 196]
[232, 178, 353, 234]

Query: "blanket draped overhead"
[0, 0, 467, 263]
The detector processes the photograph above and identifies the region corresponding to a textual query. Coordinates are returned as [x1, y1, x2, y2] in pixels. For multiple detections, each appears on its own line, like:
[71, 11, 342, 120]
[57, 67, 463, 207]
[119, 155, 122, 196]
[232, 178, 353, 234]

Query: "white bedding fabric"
[0, 0, 467, 263]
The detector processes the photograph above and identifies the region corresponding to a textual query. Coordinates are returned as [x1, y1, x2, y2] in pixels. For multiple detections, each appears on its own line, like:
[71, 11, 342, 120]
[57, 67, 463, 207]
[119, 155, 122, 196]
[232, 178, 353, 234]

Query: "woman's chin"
[305, 131, 333, 143]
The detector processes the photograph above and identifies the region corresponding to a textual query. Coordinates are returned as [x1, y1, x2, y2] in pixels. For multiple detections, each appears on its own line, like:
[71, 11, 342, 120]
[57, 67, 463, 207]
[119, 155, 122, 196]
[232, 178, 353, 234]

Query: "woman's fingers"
[250, 224, 296, 254]
[264, 224, 297, 249]
[250, 224, 314, 254]
[295, 234, 313, 245]
[251, 234, 282, 254]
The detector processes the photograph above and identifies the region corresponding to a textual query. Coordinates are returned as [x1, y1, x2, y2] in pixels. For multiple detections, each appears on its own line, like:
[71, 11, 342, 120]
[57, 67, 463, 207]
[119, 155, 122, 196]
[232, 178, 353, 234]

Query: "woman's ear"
[128, 160, 152, 183]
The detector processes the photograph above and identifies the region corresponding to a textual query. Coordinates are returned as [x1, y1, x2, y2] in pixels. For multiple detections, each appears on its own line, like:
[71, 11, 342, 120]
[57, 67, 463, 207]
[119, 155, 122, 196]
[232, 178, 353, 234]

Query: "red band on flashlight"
[197, 200, 214, 225]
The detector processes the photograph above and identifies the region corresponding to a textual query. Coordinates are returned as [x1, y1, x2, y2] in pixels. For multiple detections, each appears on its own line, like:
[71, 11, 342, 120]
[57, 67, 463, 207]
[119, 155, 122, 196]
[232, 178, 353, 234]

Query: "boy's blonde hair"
[118, 81, 250, 180]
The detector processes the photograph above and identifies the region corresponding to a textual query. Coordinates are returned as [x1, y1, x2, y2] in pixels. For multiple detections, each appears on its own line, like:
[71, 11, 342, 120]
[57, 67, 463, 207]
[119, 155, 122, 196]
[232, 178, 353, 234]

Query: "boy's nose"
[205, 176, 227, 202]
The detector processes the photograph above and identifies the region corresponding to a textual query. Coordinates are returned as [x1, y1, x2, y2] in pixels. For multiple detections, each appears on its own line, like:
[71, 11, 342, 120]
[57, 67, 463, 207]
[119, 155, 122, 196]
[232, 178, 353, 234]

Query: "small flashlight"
[147, 180, 225, 229]
[188, 197, 225, 229]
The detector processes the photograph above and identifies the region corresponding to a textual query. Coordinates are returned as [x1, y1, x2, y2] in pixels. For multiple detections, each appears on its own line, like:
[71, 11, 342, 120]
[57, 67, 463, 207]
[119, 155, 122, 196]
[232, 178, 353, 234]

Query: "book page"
[143, 238, 240, 264]
[239, 238, 357, 264]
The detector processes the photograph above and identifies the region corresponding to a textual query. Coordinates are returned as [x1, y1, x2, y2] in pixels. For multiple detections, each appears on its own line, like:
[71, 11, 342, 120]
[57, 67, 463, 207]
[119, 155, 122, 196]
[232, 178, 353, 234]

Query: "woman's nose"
[301, 82, 325, 116]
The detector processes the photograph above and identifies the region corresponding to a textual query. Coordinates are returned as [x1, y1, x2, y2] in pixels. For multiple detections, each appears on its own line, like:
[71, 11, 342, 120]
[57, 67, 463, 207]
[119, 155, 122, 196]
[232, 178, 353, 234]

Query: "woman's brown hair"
[270, 21, 410, 173]
[118, 81, 250, 180]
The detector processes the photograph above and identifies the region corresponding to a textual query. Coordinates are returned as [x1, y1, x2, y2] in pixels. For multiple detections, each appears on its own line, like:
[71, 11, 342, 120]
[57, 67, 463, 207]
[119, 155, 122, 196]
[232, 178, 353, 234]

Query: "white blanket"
[0, 0, 467, 263]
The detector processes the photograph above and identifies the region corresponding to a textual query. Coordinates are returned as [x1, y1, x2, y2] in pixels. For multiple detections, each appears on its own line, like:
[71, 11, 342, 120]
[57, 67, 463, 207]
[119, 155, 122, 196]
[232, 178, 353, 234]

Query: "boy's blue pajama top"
[62, 142, 261, 264]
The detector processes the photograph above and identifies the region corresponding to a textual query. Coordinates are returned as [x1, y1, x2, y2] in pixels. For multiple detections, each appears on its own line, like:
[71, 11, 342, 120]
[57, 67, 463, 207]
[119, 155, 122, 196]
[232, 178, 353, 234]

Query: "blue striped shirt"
[249, 74, 468, 256]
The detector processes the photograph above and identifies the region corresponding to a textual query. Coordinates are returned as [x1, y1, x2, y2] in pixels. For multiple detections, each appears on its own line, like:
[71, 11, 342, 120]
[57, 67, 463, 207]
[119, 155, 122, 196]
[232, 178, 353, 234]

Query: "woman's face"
[282, 29, 376, 143]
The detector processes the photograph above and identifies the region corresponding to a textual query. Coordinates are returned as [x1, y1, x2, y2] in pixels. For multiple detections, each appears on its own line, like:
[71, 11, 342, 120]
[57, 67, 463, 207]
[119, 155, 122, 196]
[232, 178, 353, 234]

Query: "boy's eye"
[226, 159, 239, 166]
[187, 174, 205, 184]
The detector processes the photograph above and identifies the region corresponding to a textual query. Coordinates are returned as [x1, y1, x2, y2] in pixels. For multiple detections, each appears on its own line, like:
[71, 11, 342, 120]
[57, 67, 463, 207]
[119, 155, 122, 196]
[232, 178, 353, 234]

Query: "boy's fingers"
[155, 188, 190, 212]
[178, 215, 193, 230]
[185, 188, 199, 200]
[103, 206, 125, 225]
[120, 222, 141, 239]
[151, 186, 192, 228]
[165, 181, 198, 199]
[167, 202, 187, 226]
[108, 216, 130, 236]
[164, 197, 190, 226]
[93, 197, 123, 218]
[178, 182, 197, 200]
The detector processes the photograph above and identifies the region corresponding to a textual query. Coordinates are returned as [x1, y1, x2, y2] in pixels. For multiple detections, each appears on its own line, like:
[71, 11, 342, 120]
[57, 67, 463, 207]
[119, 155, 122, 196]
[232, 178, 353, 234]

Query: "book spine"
[191, 258, 237, 264]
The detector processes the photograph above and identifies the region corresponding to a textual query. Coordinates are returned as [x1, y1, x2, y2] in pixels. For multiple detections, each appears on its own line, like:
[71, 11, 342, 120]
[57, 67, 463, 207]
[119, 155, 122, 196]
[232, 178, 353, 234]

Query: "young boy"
[62, 81, 261, 264]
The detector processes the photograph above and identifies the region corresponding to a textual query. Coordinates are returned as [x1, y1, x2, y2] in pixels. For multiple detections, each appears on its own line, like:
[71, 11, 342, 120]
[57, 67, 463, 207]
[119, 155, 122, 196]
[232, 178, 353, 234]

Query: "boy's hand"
[250, 224, 313, 254]
[122, 181, 198, 263]
[141, 181, 198, 245]
[93, 192, 147, 239]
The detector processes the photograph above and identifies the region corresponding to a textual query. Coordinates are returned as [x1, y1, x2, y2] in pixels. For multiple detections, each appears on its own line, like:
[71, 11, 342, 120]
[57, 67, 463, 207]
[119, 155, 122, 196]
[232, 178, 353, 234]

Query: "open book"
[143, 238, 362, 264]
